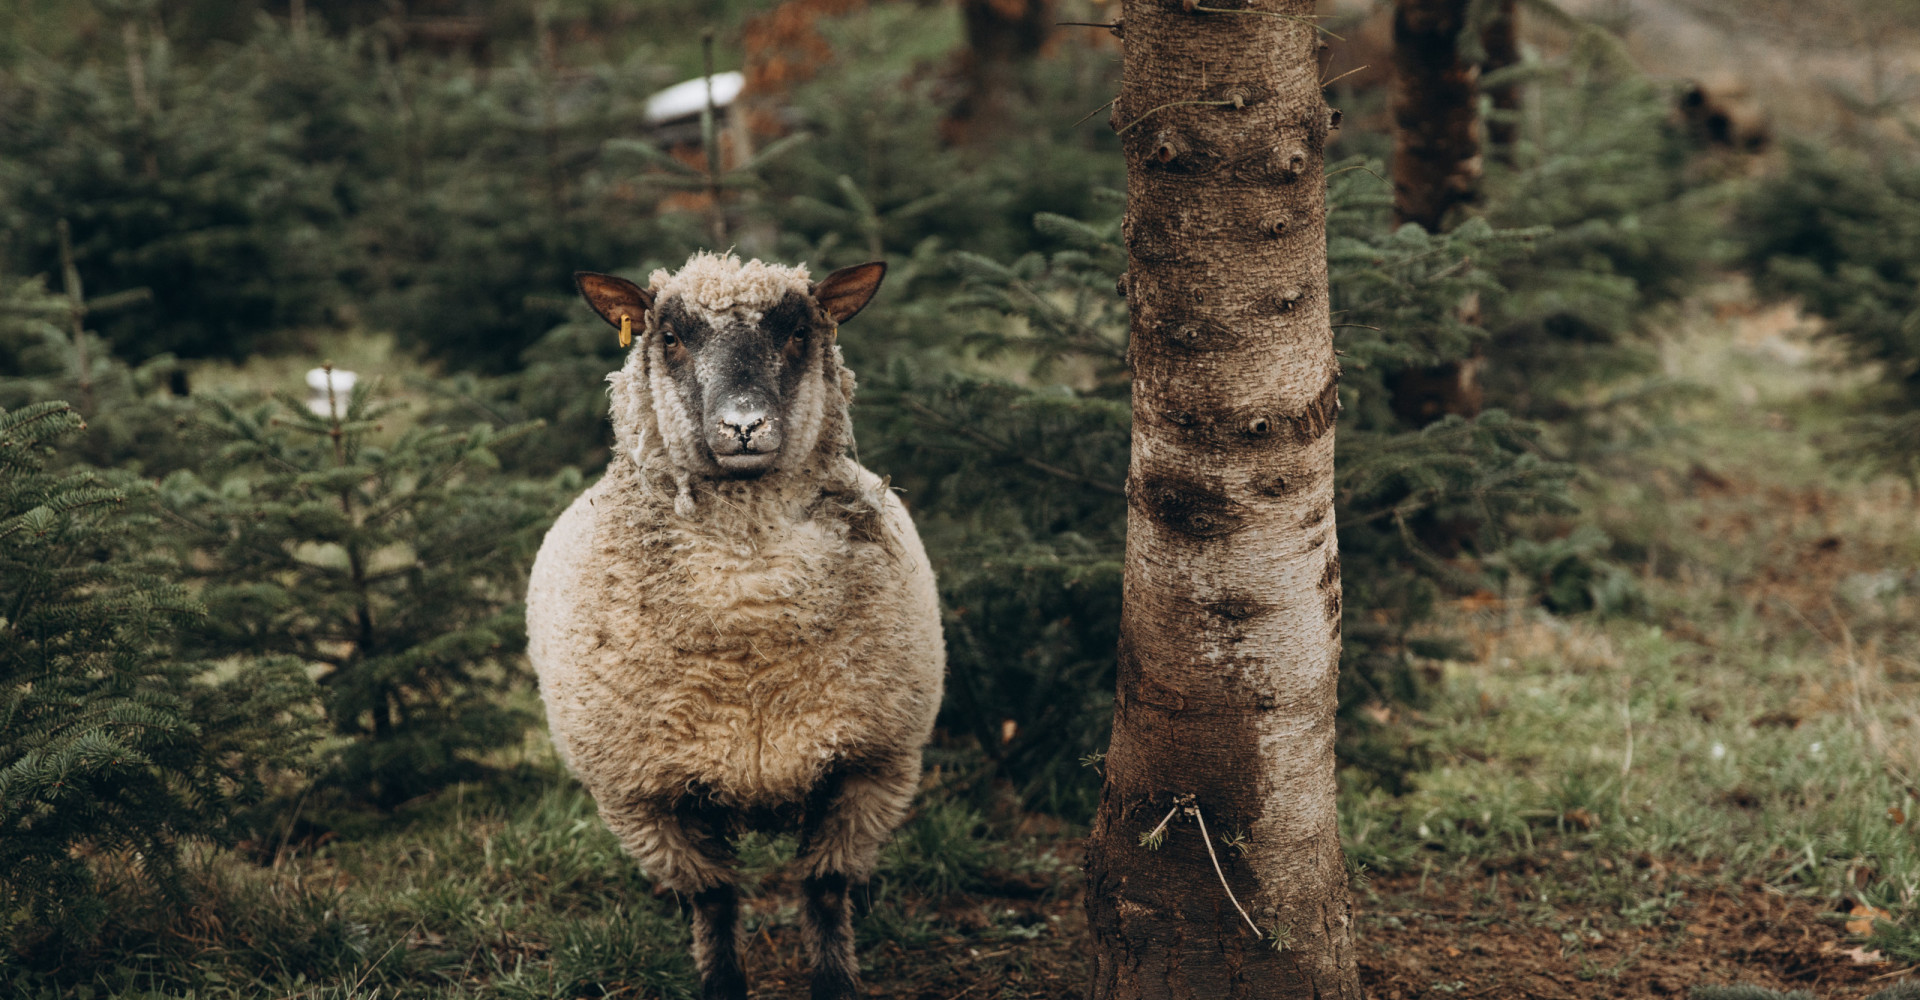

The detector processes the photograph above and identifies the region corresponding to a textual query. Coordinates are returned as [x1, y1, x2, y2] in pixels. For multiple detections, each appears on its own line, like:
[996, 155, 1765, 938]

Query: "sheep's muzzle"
[710, 396, 783, 478]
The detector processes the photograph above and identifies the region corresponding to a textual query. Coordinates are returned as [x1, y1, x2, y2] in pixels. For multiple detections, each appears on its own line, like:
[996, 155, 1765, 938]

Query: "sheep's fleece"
[526, 252, 945, 891]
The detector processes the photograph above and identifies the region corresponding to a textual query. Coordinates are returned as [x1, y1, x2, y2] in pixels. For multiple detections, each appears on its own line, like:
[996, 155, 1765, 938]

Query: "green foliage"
[1740, 143, 1920, 483]
[1741, 145, 1920, 388]
[1477, 50, 1720, 430]
[0, 16, 702, 370]
[0, 30, 349, 360]
[1489, 523, 1640, 614]
[348, 42, 696, 371]
[0, 401, 314, 944]
[760, 6, 1124, 271]
[874, 800, 1008, 899]
[158, 383, 565, 805]
[1323, 183, 1580, 706]
[0, 250, 198, 474]
[832, 160, 1583, 803]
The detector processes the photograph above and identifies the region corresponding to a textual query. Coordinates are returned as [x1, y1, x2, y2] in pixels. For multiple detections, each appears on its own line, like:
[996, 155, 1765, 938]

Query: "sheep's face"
[653, 291, 815, 477]
[576, 258, 886, 478]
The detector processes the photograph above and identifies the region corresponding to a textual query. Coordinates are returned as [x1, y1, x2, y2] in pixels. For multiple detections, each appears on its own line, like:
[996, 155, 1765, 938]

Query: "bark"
[1390, 0, 1481, 231]
[1481, 0, 1521, 160]
[1082, 1, 1358, 997]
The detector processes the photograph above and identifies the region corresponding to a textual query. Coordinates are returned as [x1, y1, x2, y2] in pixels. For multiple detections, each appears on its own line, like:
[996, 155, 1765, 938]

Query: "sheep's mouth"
[715, 452, 778, 478]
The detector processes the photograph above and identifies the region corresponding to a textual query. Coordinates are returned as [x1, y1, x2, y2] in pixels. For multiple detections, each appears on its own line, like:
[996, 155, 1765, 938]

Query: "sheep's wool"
[526, 253, 944, 890]
[647, 251, 811, 315]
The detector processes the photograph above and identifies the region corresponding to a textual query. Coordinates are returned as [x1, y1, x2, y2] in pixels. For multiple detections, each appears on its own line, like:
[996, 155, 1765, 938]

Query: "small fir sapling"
[0, 237, 195, 475]
[0, 401, 314, 944]
[1740, 144, 1920, 488]
[158, 379, 563, 807]
[351, 29, 721, 371]
[0, 17, 698, 370]
[1475, 53, 1720, 444]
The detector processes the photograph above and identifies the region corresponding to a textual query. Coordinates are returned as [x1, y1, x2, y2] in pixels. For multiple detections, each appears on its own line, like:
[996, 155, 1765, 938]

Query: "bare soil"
[1358, 872, 1906, 1000]
[739, 852, 1917, 999]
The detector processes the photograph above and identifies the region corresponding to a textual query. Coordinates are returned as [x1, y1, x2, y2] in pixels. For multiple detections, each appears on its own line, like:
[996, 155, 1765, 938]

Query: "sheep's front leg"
[600, 801, 746, 1000]
[796, 756, 920, 1000]
[689, 882, 747, 1000]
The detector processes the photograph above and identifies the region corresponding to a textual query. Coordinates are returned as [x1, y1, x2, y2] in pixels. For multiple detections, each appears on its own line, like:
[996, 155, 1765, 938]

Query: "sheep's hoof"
[809, 969, 858, 1000]
[701, 968, 747, 1000]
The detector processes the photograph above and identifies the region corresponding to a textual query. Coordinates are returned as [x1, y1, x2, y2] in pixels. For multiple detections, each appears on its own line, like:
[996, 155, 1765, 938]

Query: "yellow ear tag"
[619, 314, 633, 349]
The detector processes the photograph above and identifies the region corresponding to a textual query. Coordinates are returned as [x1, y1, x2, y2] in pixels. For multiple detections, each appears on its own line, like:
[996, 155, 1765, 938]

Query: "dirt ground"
[1357, 872, 1908, 1000]
[735, 853, 1915, 999]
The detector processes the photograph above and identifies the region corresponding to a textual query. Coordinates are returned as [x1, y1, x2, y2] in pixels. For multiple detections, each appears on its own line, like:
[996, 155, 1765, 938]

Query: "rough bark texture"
[1390, 0, 1482, 231]
[1082, 1, 1359, 997]
[1481, 0, 1521, 160]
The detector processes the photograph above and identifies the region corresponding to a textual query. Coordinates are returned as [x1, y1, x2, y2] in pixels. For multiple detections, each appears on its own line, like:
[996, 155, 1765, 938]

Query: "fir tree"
[848, 172, 1577, 802]
[0, 19, 349, 361]
[1740, 143, 1920, 487]
[1476, 44, 1719, 441]
[0, 228, 194, 475]
[0, 401, 313, 943]
[158, 377, 565, 806]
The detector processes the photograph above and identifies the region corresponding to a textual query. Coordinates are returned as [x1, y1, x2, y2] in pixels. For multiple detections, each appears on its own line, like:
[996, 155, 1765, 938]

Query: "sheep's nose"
[716, 404, 781, 453]
[721, 412, 765, 442]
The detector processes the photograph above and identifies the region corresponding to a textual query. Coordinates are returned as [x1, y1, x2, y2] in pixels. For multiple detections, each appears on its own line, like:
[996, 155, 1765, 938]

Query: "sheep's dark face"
[655, 291, 816, 478]
[575, 261, 886, 479]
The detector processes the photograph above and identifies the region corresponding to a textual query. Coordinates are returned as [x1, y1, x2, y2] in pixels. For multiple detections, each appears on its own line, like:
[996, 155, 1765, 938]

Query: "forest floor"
[27, 283, 1920, 1000]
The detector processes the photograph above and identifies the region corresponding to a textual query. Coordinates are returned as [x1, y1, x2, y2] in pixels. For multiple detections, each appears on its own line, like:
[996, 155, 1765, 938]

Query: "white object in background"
[306, 367, 358, 418]
[643, 71, 744, 125]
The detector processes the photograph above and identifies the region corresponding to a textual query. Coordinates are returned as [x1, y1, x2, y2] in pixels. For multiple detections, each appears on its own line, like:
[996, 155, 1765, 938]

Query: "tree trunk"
[1481, 0, 1521, 160]
[1390, 0, 1481, 231]
[1083, 1, 1358, 997]
[948, 0, 1051, 139]
[1387, 0, 1486, 424]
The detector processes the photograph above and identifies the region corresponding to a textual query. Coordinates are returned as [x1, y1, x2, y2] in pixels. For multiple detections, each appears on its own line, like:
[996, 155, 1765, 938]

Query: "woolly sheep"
[526, 252, 945, 1000]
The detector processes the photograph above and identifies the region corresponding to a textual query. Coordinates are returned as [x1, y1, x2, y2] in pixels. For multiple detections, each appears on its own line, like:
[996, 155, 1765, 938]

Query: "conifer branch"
[899, 399, 1125, 497]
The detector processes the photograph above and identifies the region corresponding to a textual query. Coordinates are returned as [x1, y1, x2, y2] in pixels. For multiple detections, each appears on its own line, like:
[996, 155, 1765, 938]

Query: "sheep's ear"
[575, 271, 654, 331]
[812, 261, 887, 324]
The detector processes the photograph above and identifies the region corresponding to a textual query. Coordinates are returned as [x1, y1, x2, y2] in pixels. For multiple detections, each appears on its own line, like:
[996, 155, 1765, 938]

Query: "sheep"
[526, 252, 945, 1000]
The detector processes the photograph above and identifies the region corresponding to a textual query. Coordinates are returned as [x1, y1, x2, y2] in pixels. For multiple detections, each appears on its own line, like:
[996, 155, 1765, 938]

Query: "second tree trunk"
[1391, 0, 1482, 231]
[1083, 0, 1360, 996]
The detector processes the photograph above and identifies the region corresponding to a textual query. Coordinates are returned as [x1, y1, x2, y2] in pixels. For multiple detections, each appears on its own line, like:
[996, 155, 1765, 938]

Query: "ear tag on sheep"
[618, 314, 633, 349]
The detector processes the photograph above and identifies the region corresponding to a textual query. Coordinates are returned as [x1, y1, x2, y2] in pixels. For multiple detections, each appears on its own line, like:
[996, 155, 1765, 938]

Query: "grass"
[10, 283, 1920, 997]
[1, 766, 1075, 999]
[1340, 284, 1920, 988]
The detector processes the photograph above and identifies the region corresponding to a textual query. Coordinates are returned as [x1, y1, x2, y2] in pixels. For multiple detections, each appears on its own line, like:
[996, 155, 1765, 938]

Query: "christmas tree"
[0, 401, 312, 943]
[158, 377, 564, 806]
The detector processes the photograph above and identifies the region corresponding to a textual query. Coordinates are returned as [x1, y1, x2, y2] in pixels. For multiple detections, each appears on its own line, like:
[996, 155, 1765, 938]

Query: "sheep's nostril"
[723, 416, 764, 442]
[717, 409, 777, 453]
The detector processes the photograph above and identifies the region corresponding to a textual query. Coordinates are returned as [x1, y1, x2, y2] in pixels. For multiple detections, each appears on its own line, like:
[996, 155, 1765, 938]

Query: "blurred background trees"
[0, 0, 1915, 981]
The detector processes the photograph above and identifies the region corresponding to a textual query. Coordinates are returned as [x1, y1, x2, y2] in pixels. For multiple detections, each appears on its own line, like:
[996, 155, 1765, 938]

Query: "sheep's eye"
[660, 329, 678, 346]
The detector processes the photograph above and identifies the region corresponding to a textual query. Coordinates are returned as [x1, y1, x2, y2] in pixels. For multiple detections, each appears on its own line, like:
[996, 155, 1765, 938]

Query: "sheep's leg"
[795, 756, 920, 1000]
[690, 882, 747, 1000]
[602, 800, 746, 1000]
[800, 871, 857, 1000]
